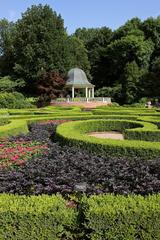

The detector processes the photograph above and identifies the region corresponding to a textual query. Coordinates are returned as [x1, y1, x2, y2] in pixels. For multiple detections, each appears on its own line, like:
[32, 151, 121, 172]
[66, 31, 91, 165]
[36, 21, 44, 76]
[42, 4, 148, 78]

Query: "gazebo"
[66, 68, 95, 99]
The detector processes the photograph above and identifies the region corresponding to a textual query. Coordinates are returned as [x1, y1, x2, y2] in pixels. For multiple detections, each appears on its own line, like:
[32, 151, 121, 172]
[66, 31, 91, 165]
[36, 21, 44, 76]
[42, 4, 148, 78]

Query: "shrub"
[0, 194, 77, 240]
[1, 193, 160, 240]
[0, 92, 33, 109]
[56, 119, 160, 158]
[82, 194, 160, 240]
[0, 120, 28, 137]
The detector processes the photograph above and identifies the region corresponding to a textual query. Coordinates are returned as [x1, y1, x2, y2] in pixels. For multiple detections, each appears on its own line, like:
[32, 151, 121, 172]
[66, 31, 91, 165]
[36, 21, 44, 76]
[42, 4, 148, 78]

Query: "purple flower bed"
[0, 122, 160, 195]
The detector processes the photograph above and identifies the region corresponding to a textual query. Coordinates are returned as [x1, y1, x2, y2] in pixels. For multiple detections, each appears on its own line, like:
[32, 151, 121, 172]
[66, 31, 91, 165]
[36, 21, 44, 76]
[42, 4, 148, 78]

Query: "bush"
[0, 120, 28, 137]
[0, 92, 33, 109]
[1, 193, 160, 240]
[82, 194, 160, 240]
[0, 194, 77, 240]
[56, 119, 160, 158]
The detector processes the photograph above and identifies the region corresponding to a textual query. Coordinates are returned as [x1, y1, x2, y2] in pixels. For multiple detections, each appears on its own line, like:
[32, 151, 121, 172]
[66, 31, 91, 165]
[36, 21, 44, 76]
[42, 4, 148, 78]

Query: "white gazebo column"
[85, 87, 88, 98]
[92, 88, 94, 98]
[72, 86, 75, 99]
[88, 89, 91, 98]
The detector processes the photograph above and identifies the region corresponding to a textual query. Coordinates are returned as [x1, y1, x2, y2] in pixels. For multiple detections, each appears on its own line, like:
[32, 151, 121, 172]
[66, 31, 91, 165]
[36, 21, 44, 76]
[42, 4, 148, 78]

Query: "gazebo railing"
[51, 97, 111, 103]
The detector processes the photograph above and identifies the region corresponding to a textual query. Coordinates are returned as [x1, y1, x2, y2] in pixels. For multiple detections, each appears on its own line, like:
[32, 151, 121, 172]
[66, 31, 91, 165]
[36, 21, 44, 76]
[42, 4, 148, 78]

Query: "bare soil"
[88, 131, 124, 140]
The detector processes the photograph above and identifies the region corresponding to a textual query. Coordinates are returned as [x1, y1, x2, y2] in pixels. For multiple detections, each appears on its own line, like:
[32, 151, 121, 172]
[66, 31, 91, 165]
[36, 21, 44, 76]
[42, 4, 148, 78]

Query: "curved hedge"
[0, 119, 28, 137]
[56, 119, 160, 158]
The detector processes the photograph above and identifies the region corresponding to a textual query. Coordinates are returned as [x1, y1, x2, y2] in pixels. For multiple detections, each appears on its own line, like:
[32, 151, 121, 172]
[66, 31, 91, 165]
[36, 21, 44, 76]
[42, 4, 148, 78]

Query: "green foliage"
[0, 118, 9, 126]
[122, 61, 143, 104]
[82, 194, 160, 240]
[0, 76, 25, 92]
[65, 36, 91, 78]
[0, 119, 28, 137]
[1, 194, 160, 239]
[142, 17, 160, 54]
[95, 85, 122, 102]
[142, 57, 160, 98]
[0, 92, 33, 108]
[13, 4, 68, 93]
[0, 194, 77, 240]
[0, 19, 15, 76]
[113, 17, 143, 39]
[56, 119, 160, 158]
[74, 27, 100, 46]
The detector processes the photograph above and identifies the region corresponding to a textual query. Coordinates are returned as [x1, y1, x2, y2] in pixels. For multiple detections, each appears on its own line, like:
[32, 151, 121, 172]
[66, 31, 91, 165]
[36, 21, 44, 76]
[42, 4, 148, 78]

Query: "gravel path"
[88, 131, 124, 140]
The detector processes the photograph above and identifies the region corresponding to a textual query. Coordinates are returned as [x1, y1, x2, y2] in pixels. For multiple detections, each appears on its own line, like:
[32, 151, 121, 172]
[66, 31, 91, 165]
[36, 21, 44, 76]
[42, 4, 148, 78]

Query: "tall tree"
[64, 36, 91, 78]
[122, 61, 143, 104]
[142, 17, 160, 56]
[142, 57, 160, 98]
[74, 27, 100, 46]
[113, 18, 143, 40]
[86, 27, 113, 86]
[0, 19, 15, 76]
[13, 4, 67, 94]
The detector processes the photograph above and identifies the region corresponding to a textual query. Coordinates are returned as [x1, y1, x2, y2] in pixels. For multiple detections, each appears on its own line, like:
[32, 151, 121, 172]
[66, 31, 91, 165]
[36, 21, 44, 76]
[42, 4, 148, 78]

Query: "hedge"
[0, 194, 77, 240]
[1, 194, 160, 240]
[82, 194, 160, 240]
[56, 119, 160, 158]
[0, 119, 28, 137]
[0, 115, 139, 137]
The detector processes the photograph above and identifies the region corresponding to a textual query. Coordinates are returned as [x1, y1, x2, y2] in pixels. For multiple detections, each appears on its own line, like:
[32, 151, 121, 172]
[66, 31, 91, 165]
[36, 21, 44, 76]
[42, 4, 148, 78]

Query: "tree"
[13, 4, 68, 94]
[0, 76, 25, 92]
[113, 18, 143, 40]
[64, 36, 91, 78]
[142, 57, 160, 98]
[0, 19, 15, 76]
[37, 70, 66, 107]
[83, 27, 113, 87]
[74, 27, 100, 46]
[142, 17, 160, 56]
[122, 61, 143, 104]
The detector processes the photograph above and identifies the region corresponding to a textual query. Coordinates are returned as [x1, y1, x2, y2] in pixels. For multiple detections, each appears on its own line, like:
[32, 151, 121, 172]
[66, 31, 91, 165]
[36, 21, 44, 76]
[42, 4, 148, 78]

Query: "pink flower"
[11, 155, 19, 161]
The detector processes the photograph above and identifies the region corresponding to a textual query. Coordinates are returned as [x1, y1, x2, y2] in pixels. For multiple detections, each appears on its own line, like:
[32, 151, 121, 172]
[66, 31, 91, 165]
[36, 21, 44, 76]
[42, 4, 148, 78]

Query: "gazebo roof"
[66, 68, 94, 88]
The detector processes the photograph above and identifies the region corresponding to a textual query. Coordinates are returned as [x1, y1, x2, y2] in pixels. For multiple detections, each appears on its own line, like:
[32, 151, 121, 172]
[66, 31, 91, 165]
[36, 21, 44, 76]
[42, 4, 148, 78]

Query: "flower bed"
[1, 122, 160, 195]
[0, 139, 48, 169]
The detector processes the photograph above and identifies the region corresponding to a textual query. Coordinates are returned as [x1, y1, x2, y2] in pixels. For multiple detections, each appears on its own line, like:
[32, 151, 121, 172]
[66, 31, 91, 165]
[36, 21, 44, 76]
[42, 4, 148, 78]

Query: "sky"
[0, 0, 160, 34]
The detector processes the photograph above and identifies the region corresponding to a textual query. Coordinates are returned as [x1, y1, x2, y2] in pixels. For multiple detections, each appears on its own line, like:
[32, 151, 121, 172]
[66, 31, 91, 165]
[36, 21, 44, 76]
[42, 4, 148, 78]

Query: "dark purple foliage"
[1, 122, 160, 195]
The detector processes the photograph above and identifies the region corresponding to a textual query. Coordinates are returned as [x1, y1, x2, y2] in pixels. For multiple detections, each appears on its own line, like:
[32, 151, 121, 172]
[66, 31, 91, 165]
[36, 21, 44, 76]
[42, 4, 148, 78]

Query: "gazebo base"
[50, 101, 111, 109]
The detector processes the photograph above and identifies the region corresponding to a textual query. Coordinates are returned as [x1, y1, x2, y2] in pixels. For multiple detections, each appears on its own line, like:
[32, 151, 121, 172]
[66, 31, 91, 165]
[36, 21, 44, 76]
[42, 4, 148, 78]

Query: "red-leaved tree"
[37, 71, 66, 107]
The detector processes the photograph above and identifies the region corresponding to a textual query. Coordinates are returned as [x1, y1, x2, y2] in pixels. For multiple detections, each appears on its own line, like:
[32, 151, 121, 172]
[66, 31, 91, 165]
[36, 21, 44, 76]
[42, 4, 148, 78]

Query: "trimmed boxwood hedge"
[0, 194, 77, 240]
[1, 194, 160, 240]
[0, 119, 28, 137]
[82, 194, 160, 240]
[56, 119, 160, 158]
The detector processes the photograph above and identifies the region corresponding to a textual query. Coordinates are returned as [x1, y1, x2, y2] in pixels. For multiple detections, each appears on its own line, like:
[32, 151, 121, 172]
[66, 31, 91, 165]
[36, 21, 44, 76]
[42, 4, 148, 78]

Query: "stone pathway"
[88, 131, 124, 140]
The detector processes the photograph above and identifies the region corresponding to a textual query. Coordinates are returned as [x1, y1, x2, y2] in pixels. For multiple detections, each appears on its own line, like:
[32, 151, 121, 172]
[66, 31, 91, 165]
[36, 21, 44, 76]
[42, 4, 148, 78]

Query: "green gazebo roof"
[66, 68, 94, 88]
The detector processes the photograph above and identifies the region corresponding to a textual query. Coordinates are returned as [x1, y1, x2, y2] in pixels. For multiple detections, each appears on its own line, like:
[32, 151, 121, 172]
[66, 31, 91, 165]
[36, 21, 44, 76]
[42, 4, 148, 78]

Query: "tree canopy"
[0, 4, 160, 104]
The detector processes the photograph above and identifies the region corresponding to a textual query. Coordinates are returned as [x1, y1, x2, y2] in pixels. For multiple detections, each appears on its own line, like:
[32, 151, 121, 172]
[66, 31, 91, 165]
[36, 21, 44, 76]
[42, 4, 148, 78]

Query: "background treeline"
[0, 4, 160, 106]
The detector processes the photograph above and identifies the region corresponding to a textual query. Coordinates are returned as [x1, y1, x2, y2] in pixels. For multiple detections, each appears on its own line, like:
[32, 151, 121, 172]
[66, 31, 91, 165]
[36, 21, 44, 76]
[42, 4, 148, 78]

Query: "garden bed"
[1, 122, 160, 196]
